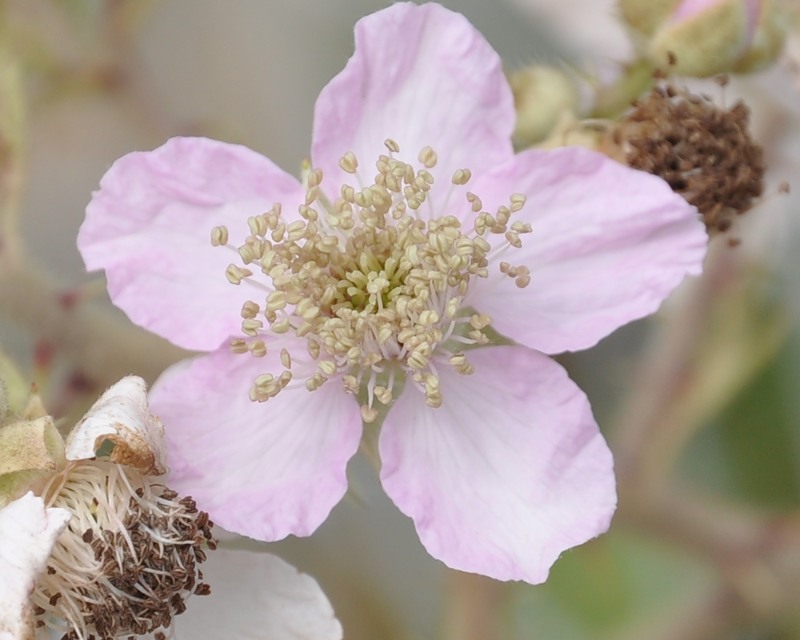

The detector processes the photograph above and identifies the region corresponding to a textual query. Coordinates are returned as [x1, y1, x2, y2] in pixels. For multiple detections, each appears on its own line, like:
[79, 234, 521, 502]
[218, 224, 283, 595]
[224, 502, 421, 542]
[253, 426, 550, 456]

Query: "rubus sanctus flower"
[77, 2, 707, 583]
[0, 377, 341, 640]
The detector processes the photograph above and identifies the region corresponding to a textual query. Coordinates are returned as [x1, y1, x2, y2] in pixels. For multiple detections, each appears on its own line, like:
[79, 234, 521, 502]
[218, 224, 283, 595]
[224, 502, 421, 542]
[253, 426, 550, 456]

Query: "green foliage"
[683, 328, 800, 508]
[507, 530, 713, 640]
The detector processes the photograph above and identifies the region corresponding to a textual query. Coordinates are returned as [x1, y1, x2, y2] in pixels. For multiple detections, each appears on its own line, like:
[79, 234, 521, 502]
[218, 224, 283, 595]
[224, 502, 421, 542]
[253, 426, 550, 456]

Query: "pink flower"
[78, 2, 706, 583]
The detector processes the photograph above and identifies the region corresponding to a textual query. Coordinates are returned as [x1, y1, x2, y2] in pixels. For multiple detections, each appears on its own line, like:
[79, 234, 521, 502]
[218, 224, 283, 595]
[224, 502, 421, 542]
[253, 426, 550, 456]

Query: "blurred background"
[2, 1, 800, 639]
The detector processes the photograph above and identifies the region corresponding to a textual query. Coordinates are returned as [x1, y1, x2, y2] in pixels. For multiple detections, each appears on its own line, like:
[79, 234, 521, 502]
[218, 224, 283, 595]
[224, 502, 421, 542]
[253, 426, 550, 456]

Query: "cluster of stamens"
[213, 140, 531, 421]
[31, 461, 215, 640]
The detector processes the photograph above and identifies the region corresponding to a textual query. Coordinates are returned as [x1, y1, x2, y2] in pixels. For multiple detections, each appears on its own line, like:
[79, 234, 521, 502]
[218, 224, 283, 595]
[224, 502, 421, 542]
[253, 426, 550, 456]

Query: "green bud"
[619, 0, 787, 77]
[0, 416, 66, 508]
[734, 0, 788, 72]
[509, 65, 580, 148]
[0, 347, 33, 424]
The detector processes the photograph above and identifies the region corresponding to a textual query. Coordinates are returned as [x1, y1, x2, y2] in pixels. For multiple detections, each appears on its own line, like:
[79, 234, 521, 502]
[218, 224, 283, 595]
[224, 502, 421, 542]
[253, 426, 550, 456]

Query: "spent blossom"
[0, 377, 341, 640]
[78, 2, 707, 583]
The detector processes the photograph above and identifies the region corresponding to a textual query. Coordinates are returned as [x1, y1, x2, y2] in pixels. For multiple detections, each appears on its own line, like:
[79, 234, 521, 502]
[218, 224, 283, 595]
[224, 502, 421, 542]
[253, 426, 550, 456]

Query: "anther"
[452, 168, 472, 185]
[248, 215, 267, 236]
[241, 318, 264, 336]
[505, 231, 522, 248]
[225, 264, 252, 285]
[449, 353, 475, 375]
[374, 386, 393, 405]
[384, 138, 400, 153]
[419, 146, 438, 168]
[339, 151, 358, 174]
[250, 340, 267, 357]
[466, 192, 483, 213]
[210, 226, 229, 247]
[307, 168, 323, 188]
[361, 404, 379, 423]
[509, 193, 527, 212]
[241, 300, 260, 319]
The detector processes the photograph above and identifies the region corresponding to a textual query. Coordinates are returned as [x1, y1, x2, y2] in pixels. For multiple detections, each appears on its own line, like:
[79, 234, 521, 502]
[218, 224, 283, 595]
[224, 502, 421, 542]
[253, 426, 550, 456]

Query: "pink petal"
[311, 3, 514, 212]
[467, 146, 707, 354]
[174, 549, 342, 640]
[0, 493, 71, 639]
[149, 343, 362, 541]
[79, 137, 304, 351]
[379, 345, 616, 583]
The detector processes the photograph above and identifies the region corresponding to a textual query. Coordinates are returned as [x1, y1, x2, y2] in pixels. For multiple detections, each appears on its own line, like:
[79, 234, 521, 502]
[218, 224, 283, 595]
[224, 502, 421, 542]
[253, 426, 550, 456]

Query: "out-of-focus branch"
[441, 571, 507, 640]
[615, 582, 749, 640]
[618, 486, 800, 640]
[0, 1, 184, 398]
[0, 35, 25, 267]
[612, 240, 790, 490]
[0, 254, 185, 390]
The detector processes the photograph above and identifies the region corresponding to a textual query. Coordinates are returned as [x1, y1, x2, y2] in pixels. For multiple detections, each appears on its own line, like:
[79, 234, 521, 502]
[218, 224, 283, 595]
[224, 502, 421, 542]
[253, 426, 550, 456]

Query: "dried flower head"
[0, 377, 215, 640]
[33, 462, 215, 639]
[617, 81, 765, 234]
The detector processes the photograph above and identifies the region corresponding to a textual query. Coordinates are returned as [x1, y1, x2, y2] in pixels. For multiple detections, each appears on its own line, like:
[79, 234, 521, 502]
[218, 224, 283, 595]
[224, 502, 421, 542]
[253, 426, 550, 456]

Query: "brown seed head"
[31, 461, 215, 640]
[617, 82, 765, 235]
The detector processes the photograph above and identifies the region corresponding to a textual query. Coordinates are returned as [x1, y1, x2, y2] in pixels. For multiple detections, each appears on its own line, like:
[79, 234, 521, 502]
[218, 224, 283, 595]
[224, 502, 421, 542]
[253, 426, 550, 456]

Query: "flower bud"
[509, 65, 580, 147]
[619, 0, 787, 76]
[0, 416, 65, 508]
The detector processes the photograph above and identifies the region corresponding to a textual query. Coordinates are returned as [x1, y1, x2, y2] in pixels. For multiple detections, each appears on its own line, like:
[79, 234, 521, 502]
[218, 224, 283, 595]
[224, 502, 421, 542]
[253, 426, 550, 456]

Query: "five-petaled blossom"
[78, 2, 706, 583]
[0, 377, 341, 640]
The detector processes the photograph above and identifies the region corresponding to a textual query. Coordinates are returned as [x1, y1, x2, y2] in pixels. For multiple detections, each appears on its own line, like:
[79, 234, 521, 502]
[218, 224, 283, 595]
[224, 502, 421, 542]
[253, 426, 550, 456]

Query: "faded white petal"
[173, 549, 342, 640]
[66, 376, 167, 475]
[0, 493, 70, 640]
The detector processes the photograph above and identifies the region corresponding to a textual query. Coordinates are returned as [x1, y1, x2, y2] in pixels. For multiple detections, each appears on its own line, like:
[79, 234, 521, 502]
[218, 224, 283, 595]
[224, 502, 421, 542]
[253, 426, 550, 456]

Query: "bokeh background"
[2, 1, 800, 639]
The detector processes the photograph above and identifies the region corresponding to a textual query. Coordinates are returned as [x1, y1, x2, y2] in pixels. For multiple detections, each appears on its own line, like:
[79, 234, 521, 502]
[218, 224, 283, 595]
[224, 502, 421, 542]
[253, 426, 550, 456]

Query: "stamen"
[451, 168, 472, 185]
[418, 146, 438, 168]
[32, 461, 214, 640]
[225, 264, 252, 285]
[210, 225, 229, 246]
[466, 192, 482, 213]
[214, 140, 533, 413]
[339, 151, 358, 174]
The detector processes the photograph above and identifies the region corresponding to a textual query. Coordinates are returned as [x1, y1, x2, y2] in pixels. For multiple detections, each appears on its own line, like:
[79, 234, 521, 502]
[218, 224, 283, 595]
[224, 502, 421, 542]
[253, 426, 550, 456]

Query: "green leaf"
[506, 529, 714, 640]
[684, 328, 800, 507]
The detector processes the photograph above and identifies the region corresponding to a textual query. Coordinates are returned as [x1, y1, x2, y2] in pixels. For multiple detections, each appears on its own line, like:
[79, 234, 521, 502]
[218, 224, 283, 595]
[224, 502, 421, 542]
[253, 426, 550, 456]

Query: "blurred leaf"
[682, 327, 800, 507]
[506, 528, 714, 640]
[0, 345, 31, 420]
[0, 40, 24, 165]
[56, 0, 103, 30]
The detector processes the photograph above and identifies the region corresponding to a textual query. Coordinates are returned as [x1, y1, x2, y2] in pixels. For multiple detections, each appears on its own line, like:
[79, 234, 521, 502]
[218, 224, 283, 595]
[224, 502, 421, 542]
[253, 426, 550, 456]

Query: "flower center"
[214, 140, 531, 422]
[32, 460, 215, 640]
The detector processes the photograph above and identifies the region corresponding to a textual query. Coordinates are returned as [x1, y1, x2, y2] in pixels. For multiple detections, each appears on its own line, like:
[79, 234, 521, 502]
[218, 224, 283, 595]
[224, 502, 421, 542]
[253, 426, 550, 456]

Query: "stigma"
[214, 140, 532, 421]
[32, 460, 215, 640]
